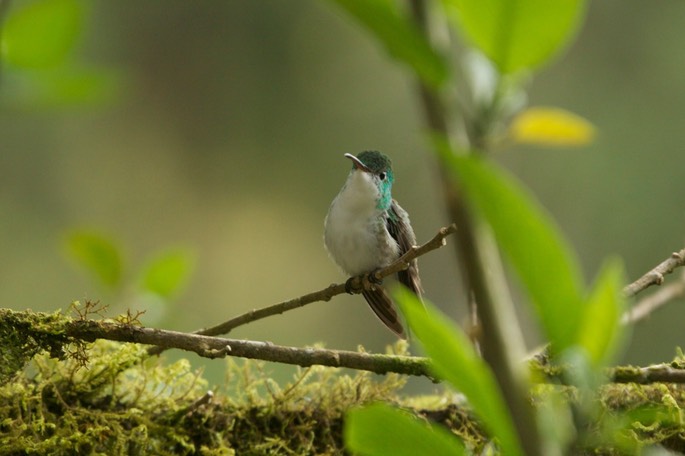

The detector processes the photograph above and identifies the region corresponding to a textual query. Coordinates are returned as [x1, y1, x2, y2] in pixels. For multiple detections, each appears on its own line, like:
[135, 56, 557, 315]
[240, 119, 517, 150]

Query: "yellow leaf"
[509, 107, 596, 147]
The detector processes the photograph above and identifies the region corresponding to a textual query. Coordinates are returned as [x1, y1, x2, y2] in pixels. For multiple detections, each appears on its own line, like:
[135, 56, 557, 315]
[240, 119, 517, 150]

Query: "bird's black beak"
[344, 153, 371, 172]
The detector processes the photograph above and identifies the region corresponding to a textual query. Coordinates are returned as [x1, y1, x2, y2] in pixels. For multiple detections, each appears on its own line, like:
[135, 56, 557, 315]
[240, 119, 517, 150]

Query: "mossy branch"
[0, 308, 431, 378]
[9, 307, 685, 386]
[4, 336, 685, 455]
[610, 362, 685, 384]
[75, 319, 431, 376]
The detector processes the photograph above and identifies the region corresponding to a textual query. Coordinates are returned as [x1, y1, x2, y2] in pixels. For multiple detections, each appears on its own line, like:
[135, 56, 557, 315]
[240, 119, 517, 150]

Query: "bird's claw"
[366, 269, 383, 285]
[345, 277, 360, 294]
[345, 270, 383, 294]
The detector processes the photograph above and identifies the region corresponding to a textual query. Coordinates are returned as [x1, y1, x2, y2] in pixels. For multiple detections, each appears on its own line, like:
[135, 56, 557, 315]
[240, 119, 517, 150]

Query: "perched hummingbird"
[324, 151, 423, 338]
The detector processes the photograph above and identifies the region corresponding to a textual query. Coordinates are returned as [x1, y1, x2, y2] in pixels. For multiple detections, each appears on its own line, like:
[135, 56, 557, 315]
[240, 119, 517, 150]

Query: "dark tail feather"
[398, 259, 423, 302]
[361, 288, 406, 339]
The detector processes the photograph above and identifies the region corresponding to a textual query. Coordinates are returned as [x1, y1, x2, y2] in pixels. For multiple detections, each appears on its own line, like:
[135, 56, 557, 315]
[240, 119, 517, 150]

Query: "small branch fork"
[622, 247, 685, 324]
[623, 248, 685, 297]
[621, 270, 685, 325]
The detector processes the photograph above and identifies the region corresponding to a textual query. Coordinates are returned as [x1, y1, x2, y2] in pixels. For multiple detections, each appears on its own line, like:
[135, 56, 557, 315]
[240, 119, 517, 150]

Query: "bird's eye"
[379, 172, 386, 180]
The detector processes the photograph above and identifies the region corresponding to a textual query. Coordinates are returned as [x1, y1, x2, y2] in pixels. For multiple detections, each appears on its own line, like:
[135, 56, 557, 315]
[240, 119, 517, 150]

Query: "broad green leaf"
[345, 402, 464, 456]
[2, 0, 86, 69]
[65, 230, 122, 288]
[509, 107, 596, 147]
[139, 248, 195, 299]
[395, 289, 523, 456]
[329, 0, 448, 89]
[439, 149, 585, 352]
[442, 0, 586, 73]
[576, 259, 626, 367]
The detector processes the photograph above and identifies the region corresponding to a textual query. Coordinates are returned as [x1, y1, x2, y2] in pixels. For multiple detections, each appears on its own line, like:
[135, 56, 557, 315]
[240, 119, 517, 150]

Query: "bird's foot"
[345, 270, 383, 294]
[345, 277, 361, 294]
[359, 269, 383, 292]
[366, 269, 383, 285]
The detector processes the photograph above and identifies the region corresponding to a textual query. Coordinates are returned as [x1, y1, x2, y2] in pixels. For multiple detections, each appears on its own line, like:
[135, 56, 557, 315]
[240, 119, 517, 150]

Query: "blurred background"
[1, 0, 685, 389]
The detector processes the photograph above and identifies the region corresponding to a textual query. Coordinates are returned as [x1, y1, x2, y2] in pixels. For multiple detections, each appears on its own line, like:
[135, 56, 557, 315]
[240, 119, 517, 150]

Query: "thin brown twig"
[623, 248, 685, 297]
[621, 270, 685, 325]
[618, 247, 685, 326]
[370, 223, 457, 281]
[148, 224, 457, 356]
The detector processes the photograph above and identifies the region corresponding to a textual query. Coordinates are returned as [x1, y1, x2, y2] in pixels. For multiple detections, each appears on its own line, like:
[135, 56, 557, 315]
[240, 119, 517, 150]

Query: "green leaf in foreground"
[395, 288, 523, 456]
[576, 259, 626, 367]
[2, 0, 86, 69]
[139, 248, 196, 299]
[329, 0, 448, 89]
[65, 230, 122, 288]
[442, 0, 587, 73]
[440, 150, 585, 353]
[345, 402, 464, 456]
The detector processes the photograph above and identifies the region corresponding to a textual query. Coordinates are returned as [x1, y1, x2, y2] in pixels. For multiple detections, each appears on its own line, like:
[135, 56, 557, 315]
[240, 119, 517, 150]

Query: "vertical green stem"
[408, 1, 542, 454]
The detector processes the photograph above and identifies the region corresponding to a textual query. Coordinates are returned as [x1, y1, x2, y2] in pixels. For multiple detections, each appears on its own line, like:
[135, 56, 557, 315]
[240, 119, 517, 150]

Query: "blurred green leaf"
[395, 288, 523, 456]
[1, 66, 123, 108]
[139, 248, 195, 299]
[345, 402, 465, 456]
[577, 259, 626, 367]
[2, 0, 86, 69]
[329, 0, 448, 89]
[442, 0, 586, 73]
[439, 149, 585, 353]
[65, 230, 122, 289]
[536, 387, 575, 455]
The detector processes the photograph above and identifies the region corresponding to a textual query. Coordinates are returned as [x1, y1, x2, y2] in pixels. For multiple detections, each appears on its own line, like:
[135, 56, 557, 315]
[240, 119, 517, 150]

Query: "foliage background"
[2, 0, 685, 386]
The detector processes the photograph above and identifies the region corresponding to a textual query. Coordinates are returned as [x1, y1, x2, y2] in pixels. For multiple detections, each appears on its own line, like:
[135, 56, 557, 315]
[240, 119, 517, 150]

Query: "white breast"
[324, 171, 399, 276]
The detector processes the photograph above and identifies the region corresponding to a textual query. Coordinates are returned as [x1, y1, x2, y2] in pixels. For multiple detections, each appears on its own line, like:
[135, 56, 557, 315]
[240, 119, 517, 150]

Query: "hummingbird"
[324, 151, 423, 338]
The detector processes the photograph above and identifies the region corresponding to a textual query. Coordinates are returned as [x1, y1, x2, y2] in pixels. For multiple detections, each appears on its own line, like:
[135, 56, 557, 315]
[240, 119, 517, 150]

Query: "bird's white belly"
[326, 219, 379, 275]
[324, 206, 399, 276]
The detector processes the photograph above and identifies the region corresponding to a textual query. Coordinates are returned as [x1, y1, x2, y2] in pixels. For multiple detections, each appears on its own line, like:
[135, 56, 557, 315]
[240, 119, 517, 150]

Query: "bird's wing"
[387, 200, 423, 298]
